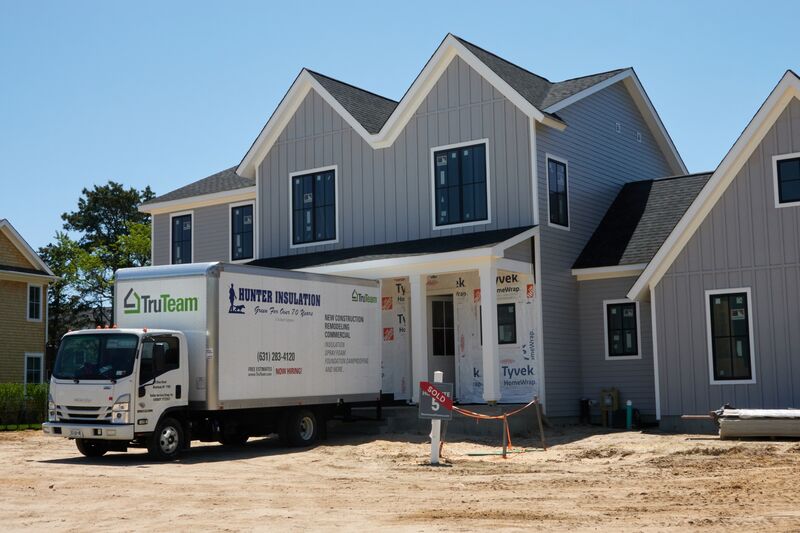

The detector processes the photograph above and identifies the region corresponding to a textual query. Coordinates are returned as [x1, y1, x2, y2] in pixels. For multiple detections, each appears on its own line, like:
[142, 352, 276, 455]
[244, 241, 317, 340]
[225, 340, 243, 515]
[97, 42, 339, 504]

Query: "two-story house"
[140, 34, 693, 421]
[0, 219, 57, 385]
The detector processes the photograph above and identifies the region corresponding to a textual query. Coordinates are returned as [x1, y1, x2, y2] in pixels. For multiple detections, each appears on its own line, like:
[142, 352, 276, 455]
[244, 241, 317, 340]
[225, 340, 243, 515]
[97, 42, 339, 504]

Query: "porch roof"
[248, 226, 535, 270]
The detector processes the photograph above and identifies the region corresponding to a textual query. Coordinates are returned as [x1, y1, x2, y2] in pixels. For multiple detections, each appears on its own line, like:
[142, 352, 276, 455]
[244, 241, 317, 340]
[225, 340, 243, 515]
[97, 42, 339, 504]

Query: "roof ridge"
[451, 34, 553, 85]
[652, 171, 713, 182]
[306, 69, 399, 104]
[552, 67, 628, 85]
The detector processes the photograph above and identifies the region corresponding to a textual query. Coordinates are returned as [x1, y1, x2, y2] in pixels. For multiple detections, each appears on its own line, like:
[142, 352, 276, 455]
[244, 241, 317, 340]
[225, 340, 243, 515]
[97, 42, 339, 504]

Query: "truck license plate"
[69, 429, 83, 438]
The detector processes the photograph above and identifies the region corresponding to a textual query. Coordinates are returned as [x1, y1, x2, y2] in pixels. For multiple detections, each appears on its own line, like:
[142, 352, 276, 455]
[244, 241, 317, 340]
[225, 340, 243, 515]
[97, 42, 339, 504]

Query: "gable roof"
[307, 71, 398, 134]
[237, 34, 686, 179]
[0, 219, 57, 278]
[574, 173, 711, 270]
[628, 70, 800, 301]
[454, 36, 625, 111]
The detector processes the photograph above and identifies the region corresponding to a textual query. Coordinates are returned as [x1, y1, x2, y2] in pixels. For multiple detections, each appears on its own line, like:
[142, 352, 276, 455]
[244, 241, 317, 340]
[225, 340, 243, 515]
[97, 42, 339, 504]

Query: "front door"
[427, 295, 455, 394]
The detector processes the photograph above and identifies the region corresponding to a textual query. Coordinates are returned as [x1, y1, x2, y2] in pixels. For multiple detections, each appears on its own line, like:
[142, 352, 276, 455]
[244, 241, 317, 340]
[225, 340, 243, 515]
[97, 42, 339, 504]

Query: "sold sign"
[420, 381, 453, 411]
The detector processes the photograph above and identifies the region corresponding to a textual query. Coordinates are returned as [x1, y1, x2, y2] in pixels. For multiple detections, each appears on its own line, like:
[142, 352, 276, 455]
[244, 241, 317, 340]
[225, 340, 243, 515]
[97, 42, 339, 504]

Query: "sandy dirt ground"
[1, 426, 800, 532]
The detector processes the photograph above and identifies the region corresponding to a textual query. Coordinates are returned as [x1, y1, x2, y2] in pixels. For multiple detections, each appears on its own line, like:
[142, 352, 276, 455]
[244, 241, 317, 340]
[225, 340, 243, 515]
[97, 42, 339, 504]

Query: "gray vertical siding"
[577, 277, 655, 415]
[151, 203, 248, 265]
[537, 82, 674, 416]
[656, 98, 800, 422]
[257, 56, 534, 258]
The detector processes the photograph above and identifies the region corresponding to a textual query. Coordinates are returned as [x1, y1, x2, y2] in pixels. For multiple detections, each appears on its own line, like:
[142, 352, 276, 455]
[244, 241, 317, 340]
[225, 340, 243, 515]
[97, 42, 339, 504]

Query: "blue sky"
[2, 1, 798, 249]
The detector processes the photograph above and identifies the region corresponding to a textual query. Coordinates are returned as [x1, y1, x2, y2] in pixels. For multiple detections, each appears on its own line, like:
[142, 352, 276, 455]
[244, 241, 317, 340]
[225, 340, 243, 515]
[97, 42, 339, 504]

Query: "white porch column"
[479, 259, 501, 403]
[409, 274, 428, 403]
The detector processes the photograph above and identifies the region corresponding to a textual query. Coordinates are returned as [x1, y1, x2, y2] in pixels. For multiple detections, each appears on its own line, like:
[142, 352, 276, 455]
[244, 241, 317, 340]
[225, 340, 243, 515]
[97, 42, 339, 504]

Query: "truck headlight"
[112, 394, 130, 424]
[48, 394, 56, 422]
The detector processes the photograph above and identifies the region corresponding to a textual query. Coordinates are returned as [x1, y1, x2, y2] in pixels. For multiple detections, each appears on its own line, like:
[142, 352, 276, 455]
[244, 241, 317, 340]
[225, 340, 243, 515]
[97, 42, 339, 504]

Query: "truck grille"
[56, 405, 113, 424]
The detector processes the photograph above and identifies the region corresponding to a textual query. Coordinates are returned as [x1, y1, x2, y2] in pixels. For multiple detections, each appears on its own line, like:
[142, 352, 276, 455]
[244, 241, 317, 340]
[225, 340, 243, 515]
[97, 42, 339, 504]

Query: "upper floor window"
[604, 300, 640, 359]
[547, 156, 569, 228]
[291, 167, 336, 246]
[231, 203, 254, 261]
[706, 288, 755, 383]
[773, 154, 800, 207]
[432, 141, 489, 228]
[171, 213, 192, 264]
[27, 284, 42, 321]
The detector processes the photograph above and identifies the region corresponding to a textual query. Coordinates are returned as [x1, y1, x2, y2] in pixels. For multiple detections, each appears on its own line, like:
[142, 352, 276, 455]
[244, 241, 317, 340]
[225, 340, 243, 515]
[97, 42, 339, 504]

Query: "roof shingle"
[573, 173, 712, 269]
[142, 167, 253, 205]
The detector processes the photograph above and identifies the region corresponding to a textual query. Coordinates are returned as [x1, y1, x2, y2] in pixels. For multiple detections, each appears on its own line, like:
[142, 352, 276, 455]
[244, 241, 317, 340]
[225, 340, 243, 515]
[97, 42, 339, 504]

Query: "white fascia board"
[138, 187, 256, 215]
[237, 35, 565, 179]
[628, 72, 800, 301]
[572, 263, 647, 281]
[0, 220, 56, 277]
[545, 69, 687, 175]
[0, 269, 59, 283]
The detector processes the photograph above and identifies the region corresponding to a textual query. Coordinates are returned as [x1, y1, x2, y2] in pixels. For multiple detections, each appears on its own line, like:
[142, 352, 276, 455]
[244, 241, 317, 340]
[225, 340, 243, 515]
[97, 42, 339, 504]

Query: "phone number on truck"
[257, 351, 296, 362]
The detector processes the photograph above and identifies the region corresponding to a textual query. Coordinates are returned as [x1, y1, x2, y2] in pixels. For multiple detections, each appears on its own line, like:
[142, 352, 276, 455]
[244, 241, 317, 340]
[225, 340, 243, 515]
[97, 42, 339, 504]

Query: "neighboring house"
[140, 34, 693, 421]
[0, 219, 58, 385]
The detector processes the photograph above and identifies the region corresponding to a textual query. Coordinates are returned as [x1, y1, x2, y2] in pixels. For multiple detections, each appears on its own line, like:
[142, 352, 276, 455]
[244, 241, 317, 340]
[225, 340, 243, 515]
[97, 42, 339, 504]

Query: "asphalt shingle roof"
[308, 71, 398, 134]
[142, 167, 253, 205]
[249, 226, 534, 270]
[573, 173, 712, 269]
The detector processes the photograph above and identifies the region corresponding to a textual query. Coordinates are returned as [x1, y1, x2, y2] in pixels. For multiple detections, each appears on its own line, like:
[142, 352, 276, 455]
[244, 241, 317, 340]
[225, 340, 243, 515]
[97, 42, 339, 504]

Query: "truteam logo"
[351, 289, 377, 304]
[123, 287, 198, 315]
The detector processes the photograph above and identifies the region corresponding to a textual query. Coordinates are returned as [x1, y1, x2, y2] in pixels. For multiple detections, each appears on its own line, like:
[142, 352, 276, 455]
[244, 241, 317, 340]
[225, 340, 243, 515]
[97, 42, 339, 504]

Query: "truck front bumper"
[42, 422, 134, 441]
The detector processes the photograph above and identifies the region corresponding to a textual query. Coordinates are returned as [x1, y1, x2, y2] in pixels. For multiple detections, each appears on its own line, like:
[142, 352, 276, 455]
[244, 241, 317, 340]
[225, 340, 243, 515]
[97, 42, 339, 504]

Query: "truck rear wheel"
[283, 409, 319, 447]
[76, 438, 108, 458]
[148, 417, 184, 461]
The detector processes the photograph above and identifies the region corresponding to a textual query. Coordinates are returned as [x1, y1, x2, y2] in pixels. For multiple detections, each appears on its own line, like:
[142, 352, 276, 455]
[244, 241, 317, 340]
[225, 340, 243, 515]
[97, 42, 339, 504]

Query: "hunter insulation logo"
[123, 288, 198, 315]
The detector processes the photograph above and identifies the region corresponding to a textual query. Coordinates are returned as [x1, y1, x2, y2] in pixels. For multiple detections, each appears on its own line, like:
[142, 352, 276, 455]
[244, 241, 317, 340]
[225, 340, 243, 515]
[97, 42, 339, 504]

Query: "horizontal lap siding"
[578, 277, 655, 414]
[657, 98, 800, 417]
[537, 82, 673, 416]
[151, 204, 238, 265]
[0, 280, 46, 382]
[257, 56, 533, 257]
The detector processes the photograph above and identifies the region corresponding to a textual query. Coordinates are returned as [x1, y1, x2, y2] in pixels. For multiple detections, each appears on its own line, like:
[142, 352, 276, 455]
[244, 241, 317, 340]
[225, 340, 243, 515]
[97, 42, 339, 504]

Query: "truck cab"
[43, 328, 189, 459]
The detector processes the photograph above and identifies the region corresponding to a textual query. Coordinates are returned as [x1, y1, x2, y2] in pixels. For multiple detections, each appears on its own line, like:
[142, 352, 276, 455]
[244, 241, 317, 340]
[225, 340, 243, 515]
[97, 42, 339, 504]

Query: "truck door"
[136, 335, 187, 433]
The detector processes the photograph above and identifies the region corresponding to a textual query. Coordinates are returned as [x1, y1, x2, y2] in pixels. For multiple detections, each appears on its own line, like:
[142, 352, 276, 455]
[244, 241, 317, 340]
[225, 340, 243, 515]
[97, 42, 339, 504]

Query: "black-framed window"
[171, 214, 192, 264]
[27, 284, 42, 320]
[709, 292, 752, 381]
[231, 204, 254, 260]
[606, 302, 638, 357]
[25, 354, 43, 385]
[480, 303, 518, 345]
[548, 157, 569, 227]
[292, 169, 336, 245]
[776, 156, 800, 204]
[433, 142, 488, 226]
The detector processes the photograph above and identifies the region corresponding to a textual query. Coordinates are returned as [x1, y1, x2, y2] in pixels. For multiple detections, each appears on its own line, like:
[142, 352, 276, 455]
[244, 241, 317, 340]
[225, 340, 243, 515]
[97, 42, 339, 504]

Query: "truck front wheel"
[148, 417, 184, 461]
[76, 438, 108, 458]
[283, 409, 319, 447]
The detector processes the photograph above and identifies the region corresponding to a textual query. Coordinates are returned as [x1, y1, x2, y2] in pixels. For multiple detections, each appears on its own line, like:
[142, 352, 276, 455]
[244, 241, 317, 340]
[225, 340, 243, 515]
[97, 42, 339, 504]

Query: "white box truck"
[43, 263, 381, 460]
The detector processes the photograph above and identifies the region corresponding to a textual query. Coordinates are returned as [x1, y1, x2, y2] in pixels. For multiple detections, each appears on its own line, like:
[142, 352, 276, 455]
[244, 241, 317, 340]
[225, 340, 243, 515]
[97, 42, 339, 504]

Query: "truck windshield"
[53, 334, 139, 381]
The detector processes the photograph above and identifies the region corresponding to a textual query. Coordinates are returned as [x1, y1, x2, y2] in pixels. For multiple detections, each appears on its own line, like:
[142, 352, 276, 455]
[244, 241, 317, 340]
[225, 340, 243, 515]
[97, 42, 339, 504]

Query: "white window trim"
[430, 139, 492, 231]
[288, 165, 340, 249]
[169, 210, 194, 264]
[705, 287, 757, 385]
[772, 152, 800, 208]
[545, 154, 571, 231]
[26, 283, 42, 322]
[24, 352, 44, 386]
[603, 299, 642, 360]
[228, 200, 256, 263]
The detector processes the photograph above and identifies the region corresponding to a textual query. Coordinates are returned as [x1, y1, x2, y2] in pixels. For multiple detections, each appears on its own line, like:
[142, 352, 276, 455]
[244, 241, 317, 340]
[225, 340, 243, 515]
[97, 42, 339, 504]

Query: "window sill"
[710, 379, 756, 385]
[604, 354, 641, 361]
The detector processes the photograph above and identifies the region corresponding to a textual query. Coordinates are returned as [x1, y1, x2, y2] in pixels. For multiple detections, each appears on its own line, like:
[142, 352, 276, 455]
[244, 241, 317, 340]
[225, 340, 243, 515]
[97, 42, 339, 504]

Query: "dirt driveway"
[1, 427, 799, 532]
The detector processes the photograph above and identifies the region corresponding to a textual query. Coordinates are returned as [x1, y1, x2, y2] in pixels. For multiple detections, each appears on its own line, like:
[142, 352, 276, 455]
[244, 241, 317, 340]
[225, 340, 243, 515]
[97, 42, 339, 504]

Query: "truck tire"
[148, 417, 184, 461]
[75, 438, 108, 458]
[284, 409, 319, 447]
